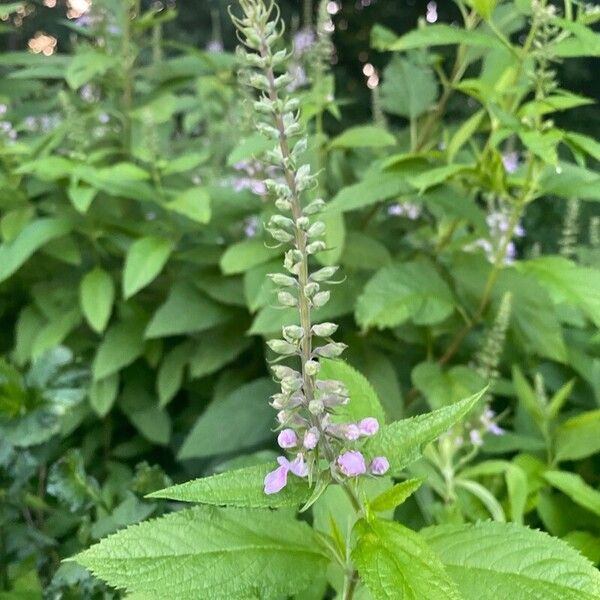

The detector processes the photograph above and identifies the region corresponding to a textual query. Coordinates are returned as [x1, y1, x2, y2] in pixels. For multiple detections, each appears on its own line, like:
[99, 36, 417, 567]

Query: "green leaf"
[67, 182, 97, 213]
[165, 188, 211, 224]
[73, 506, 328, 600]
[466, 0, 498, 20]
[422, 521, 600, 599]
[92, 319, 145, 380]
[178, 378, 275, 460]
[516, 257, 600, 327]
[79, 268, 114, 333]
[356, 260, 454, 330]
[556, 409, 600, 461]
[66, 50, 114, 89]
[0, 218, 71, 283]
[380, 55, 438, 120]
[145, 283, 230, 339]
[370, 478, 424, 513]
[447, 110, 485, 161]
[319, 359, 386, 424]
[327, 170, 412, 213]
[352, 518, 462, 600]
[157, 342, 191, 408]
[386, 24, 503, 51]
[220, 238, 282, 275]
[544, 471, 600, 517]
[31, 309, 81, 360]
[119, 383, 171, 446]
[47, 449, 99, 511]
[564, 131, 600, 162]
[123, 236, 173, 299]
[408, 164, 473, 192]
[89, 373, 119, 417]
[148, 463, 310, 508]
[366, 388, 485, 474]
[563, 532, 600, 566]
[315, 210, 345, 266]
[329, 125, 396, 149]
[455, 478, 506, 522]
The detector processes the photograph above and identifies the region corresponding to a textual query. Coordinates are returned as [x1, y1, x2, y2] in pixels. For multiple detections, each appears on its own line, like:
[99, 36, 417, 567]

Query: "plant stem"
[343, 570, 359, 600]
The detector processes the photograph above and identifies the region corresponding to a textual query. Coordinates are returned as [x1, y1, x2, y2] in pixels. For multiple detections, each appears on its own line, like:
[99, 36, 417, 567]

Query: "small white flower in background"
[388, 202, 422, 220]
[0, 104, 7, 115]
[287, 64, 308, 92]
[243, 216, 259, 238]
[293, 29, 316, 55]
[426, 1, 438, 23]
[502, 151, 519, 174]
[98, 113, 110, 124]
[206, 40, 224, 53]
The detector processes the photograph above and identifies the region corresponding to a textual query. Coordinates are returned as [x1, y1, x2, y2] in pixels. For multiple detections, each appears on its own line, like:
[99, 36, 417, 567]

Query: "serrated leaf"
[544, 471, 600, 517]
[329, 125, 396, 149]
[123, 236, 173, 299]
[80, 268, 114, 333]
[366, 388, 485, 474]
[356, 260, 454, 330]
[318, 359, 386, 424]
[370, 478, 424, 513]
[73, 506, 328, 600]
[422, 521, 600, 599]
[352, 518, 462, 600]
[148, 463, 310, 508]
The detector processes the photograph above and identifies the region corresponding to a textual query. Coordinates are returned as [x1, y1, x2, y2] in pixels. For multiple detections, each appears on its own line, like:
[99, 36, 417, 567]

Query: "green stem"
[343, 570, 359, 600]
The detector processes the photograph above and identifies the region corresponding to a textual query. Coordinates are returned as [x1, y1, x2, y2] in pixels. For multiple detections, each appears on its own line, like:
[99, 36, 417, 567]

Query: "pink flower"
[277, 428, 298, 449]
[370, 457, 389, 475]
[344, 424, 361, 441]
[358, 417, 379, 436]
[337, 451, 366, 477]
[263, 455, 308, 495]
[303, 427, 319, 450]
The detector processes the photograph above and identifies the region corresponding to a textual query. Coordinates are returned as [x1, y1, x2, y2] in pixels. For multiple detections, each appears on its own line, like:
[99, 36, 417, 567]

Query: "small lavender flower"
[277, 428, 298, 448]
[287, 64, 309, 91]
[264, 455, 309, 494]
[243, 215, 260, 238]
[337, 451, 367, 477]
[469, 429, 483, 447]
[358, 417, 379, 436]
[502, 151, 519, 173]
[387, 202, 421, 220]
[370, 456, 389, 475]
[303, 427, 319, 449]
[293, 28, 316, 55]
[207, 39, 224, 53]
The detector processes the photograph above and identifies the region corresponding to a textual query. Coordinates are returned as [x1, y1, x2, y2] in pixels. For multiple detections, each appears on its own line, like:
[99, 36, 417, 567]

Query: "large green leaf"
[178, 378, 275, 460]
[327, 171, 412, 213]
[220, 238, 282, 275]
[385, 24, 503, 51]
[380, 55, 438, 120]
[356, 260, 454, 330]
[165, 187, 211, 224]
[319, 359, 386, 424]
[145, 283, 230, 338]
[79, 268, 114, 333]
[544, 471, 600, 517]
[0, 218, 71, 283]
[123, 236, 173, 299]
[352, 518, 462, 600]
[73, 506, 328, 600]
[329, 125, 396, 149]
[556, 409, 600, 461]
[149, 463, 310, 508]
[66, 50, 115, 89]
[366, 389, 485, 474]
[92, 319, 146, 380]
[422, 521, 600, 599]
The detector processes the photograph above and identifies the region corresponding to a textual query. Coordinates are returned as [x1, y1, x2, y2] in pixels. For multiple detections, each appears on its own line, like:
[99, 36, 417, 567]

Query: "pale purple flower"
[358, 417, 379, 437]
[469, 429, 483, 447]
[244, 216, 259, 238]
[264, 455, 308, 494]
[344, 424, 361, 441]
[206, 40, 224, 53]
[387, 202, 421, 220]
[337, 451, 367, 477]
[293, 29, 316, 55]
[488, 422, 505, 436]
[287, 64, 308, 92]
[370, 456, 389, 475]
[98, 113, 110, 124]
[303, 427, 319, 450]
[502, 151, 519, 174]
[277, 428, 298, 449]
[0, 104, 7, 115]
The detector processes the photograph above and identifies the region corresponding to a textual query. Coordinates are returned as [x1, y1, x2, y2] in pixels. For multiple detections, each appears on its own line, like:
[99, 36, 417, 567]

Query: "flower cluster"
[231, 0, 388, 496]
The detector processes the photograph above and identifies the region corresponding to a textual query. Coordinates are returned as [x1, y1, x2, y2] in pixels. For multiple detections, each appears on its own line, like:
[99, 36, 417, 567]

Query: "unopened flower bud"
[314, 342, 347, 358]
[306, 241, 326, 254]
[304, 282, 320, 297]
[311, 322, 338, 337]
[267, 339, 297, 355]
[268, 228, 294, 243]
[281, 375, 303, 394]
[271, 365, 298, 380]
[344, 424, 361, 441]
[307, 221, 326, 238]
[316, 379, 347, 395]
[278, 291, 298, 307]
[277, 428, 298, 449]
[308, 399, 324, 415]
[303, 427, 320, 450]
[304, 360, 320, 376]
[282, 325, 304, 341]
[358, 417, 379, 437]
[303, 198, 326, 215]
[268, 273, 297, 287]
[275, 198, 292, 211]
[311, 266, 338, 282]
[296, 216, 310, 230]
[337, 451, 366, 477]
[312, 291, 330, 308]
[370, 457, 389, 475]
[270, 215, 294, 229]
[270, 393, 287, 410]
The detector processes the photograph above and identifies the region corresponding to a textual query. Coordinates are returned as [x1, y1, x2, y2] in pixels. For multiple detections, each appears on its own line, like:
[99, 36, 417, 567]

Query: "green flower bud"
[269, 215, 294, 229]
[312, 290, 330, 308]
[311, 322, 338, 337]
[305, 360, 320, 376]
[268, 273, 297, 287]
[303, 199, 326, 215]
[267, 339, 297, 355]
[271, 365, 299, 380]
[304, 282, 320, 297]
[306, 241, 326, 254]
[313, 342, 347, 358]
[311, 266, 339, 281]
[309, 399, 325, 415]
[275, 198, 292, 211]
[296, 216, 310, 230]
[307, 221, 326, 238]
[278, 291, 298, 307]
[268, 228, 294, 243]
[283, 325, 304, 341]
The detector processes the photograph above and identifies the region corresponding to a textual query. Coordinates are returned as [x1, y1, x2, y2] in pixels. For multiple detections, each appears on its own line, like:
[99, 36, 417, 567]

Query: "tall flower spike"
[231, 0, 387, 496]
